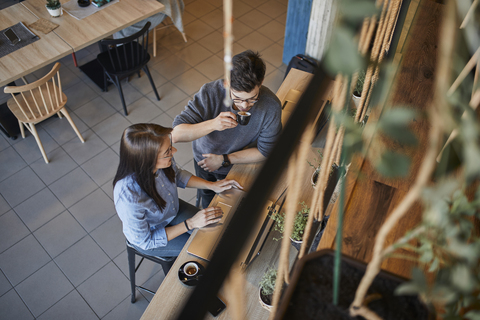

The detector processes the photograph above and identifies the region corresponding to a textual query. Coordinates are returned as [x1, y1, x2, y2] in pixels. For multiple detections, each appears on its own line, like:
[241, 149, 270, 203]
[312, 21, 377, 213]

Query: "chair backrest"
[4, 62, 65, 123]
[99, 22, 151, 74]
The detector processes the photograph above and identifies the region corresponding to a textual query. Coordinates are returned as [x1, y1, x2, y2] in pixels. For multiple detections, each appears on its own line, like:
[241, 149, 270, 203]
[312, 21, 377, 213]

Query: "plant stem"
[333, 149, 347, 305]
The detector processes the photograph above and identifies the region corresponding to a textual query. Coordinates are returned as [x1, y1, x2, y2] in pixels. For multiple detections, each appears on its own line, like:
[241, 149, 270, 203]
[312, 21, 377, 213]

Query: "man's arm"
[198, 148, 266, 172]
[172, 112, 237, 143]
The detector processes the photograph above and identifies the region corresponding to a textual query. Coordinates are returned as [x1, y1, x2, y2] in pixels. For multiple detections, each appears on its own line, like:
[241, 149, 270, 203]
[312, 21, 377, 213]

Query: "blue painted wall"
[283, 0, 314, 65]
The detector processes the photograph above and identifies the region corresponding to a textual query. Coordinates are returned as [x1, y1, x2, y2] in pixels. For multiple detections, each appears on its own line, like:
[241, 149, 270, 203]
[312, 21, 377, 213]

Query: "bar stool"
[126, 240, 176, 303]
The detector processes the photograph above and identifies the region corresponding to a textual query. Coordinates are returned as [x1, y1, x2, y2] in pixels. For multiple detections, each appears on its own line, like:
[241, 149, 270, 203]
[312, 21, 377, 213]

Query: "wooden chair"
[4, 62, 85, 163]
[97, 22, 160, 116]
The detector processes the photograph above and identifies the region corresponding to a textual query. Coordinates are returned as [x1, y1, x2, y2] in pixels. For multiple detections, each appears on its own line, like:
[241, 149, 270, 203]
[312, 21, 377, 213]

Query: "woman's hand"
[187, 207, 224, 229]
[209, 179, 243, 193]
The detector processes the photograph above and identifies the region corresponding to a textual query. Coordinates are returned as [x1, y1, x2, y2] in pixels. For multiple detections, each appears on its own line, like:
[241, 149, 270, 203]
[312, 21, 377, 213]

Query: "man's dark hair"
[231, 50, 266, 93]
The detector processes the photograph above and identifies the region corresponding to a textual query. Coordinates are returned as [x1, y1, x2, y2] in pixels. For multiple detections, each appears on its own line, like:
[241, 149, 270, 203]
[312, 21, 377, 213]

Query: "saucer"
[178, 261, 204, 286]
[77, 0, 90, 7]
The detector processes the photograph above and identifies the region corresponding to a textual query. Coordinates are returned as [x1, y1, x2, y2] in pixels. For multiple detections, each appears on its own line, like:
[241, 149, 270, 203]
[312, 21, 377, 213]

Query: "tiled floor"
[0, 0, 287, 318]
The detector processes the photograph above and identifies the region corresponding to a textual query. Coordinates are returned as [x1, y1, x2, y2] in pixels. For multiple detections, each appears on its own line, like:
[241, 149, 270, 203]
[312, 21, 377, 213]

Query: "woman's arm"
[186, 175, 242, 193]
[164, 206, 224, 240]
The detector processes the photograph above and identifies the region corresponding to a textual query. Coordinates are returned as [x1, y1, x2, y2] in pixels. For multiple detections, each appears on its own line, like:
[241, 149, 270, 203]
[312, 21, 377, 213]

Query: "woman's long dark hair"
[113, 123, 175, 211]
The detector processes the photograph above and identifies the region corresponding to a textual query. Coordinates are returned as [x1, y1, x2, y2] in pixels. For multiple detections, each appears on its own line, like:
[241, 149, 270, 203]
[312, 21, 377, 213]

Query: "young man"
[172, 50, 282, 209]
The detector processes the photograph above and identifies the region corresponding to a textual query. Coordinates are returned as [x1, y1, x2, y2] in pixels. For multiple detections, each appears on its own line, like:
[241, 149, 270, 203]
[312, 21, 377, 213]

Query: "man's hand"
[198, 154, 223, 172]
[209, 179, 243, 193]
[212, 112, 237, 131]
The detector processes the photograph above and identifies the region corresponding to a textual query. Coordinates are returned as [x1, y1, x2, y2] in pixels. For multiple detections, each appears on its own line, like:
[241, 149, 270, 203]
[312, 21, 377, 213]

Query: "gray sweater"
[172, 80, 282, 175]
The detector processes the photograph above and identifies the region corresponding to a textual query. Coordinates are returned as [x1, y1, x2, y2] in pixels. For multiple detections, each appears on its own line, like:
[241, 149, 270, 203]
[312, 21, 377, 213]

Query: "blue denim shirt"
[113, 158, 192, 250]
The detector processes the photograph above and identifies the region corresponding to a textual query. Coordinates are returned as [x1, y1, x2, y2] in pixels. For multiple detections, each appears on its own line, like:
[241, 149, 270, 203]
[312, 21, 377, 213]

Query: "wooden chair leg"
[181, 32, 187, 43]
[153, 28, 157, 57]
[18, 120, 25, 138]
[60, 108, 85, 143]
[144, 66, 160, 101]
[29, 123, 49, 163]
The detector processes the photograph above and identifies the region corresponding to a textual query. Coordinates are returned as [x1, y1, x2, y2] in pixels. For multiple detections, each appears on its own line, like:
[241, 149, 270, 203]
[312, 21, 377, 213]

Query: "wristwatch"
[222, 154, 231, 167]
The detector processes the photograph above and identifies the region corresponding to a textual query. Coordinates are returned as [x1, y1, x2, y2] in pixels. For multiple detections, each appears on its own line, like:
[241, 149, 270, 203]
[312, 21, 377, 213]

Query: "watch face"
[222, 161, 230, 167]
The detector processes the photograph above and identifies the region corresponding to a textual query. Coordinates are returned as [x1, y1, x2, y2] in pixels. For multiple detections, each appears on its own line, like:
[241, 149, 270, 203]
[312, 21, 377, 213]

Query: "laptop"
[187, 188, 278, 270]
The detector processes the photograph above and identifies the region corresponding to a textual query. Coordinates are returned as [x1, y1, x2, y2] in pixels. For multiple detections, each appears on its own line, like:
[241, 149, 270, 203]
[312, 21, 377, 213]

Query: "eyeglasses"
[231, 91, 259, 105]
[158, 137, 173, 159]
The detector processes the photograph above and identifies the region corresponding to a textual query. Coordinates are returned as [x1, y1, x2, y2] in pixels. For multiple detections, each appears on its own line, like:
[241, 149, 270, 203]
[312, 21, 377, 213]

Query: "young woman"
[113, 123, 242, 257]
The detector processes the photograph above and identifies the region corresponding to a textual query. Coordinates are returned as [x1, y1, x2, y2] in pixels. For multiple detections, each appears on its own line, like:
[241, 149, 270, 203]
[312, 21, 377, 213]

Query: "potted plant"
[308, 150, 339, 189]
[352, 69, 366, 108]
[272, 202, 309, 250]
[259, 267, 278, 311]
[274, 250, 433, 319]
[46, 0, 62, 17]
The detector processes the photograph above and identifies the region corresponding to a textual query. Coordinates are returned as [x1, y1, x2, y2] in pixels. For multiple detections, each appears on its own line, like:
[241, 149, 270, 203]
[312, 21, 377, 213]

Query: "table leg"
[72, 52, 78, 67]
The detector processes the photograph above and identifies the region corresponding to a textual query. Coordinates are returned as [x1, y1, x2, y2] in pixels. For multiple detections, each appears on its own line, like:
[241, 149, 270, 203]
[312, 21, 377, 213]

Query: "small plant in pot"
[46, 0, 62, 17]
[352, 69, 366, 108]
[272, 202, 309, 249]
[308, 150, 337, 189]
[259, 267, 277, 311]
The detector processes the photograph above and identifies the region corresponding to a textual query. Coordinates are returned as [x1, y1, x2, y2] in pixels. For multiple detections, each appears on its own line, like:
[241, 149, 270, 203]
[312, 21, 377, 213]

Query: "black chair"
[126, 240, 175, 303]
[97, 22, 160, 116]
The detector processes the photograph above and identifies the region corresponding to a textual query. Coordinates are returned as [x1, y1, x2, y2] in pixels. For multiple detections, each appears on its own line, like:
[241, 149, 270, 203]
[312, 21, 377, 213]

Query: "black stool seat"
[126, 239, 175, 303]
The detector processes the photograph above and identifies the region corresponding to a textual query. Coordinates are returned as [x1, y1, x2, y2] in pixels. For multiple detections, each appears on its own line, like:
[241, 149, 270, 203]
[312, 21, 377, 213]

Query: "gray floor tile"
[30, 148, 78, 186]
[197, 30, 223, 54]
[37, 290, 99, 320]
[150, 112, 175, 128]
[77, 262, 130, 318]
[185, 0, 216, 18]
[63, 80, 99, 111]
[14, 188, 65, 232]
[0, 270, 12, 297]
[0, 147, 27, 182]
[146, 82, 189, 112]
[263, 67, 285, 94]
[81, 149, 119, 187]
[173, 141, 194, 167]
[101, 82, 144, 113]
[166, 97, 191, 119]
[199, 8, 223, 30]
[69, 189, 116, 233]
[137, 268, 166, 294]
[237, 9, 271, 30]
[183, 20, 215, 42]
[151, 55, 192, 81]
[12, 128, 60, 164]
[43, 112, 89, 146]
[0, 210, 30, 253]
[91, 113, 131, 146]
[171, 68, 210, 96]
[101, 179, 114, 200]
[0, 134, 10, 152]
[113, 249, 162, 284]
[15, 261, 74, 317]
[74, 96, 117, 128]
[90, 215, 125, 259]
[122, 97, 163, 124]
[237, 30, 274, 53]
[0, 167, 45, 208]
[256, 0, 287, 19]
[0, 235, 51, 286]
[128, 69, 168, 95]
[49, 167, 97, 208]
[178, 185, 198, 204]
[62, 129, 108, 165]
[232, 0, 254, 19]
[177, 42, 212, 67]
[55, 236, 110, 287]
[102, 291, 149, 320]
[0, 194, 11, 216]
[0, 289, 34, 320]
[34, 211, 87, 258]
[111, 141, 121, 155]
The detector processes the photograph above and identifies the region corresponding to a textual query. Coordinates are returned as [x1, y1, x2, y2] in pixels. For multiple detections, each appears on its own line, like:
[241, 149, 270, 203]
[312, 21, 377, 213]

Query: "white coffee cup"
[183, 262, 199, 277]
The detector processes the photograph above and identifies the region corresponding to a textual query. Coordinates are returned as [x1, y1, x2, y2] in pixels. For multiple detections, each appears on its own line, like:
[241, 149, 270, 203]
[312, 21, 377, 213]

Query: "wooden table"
[0, 3, 72, 87]
[22, 0, 165, 52]
[140, 69, 320, 320]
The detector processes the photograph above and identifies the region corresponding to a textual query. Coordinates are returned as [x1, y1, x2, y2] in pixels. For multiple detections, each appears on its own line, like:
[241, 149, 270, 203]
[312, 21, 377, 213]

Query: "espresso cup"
[236, 111, 251, 125]
[183, 262, 199, 277]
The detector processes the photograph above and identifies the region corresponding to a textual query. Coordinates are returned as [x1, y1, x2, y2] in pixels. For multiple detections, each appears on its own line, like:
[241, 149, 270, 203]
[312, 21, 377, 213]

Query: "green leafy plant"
[353, 69, 366, 97]
[46, 0, 60, 9]
[391, 187, 480, 319]
[272, 202, 310, 242]
[259, 267, 277, 296]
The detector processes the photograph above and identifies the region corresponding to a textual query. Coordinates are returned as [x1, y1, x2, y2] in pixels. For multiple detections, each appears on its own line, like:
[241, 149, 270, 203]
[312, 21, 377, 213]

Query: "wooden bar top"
[140, 69, 318, 320]
[0, 3, 72, 87]
[22, 0, 164, 52]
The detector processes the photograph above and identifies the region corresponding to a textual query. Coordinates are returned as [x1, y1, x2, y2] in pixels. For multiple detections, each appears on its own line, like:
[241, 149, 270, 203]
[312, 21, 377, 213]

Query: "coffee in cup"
[236, 111, 251, 125]
[183, 262, 199, 276]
